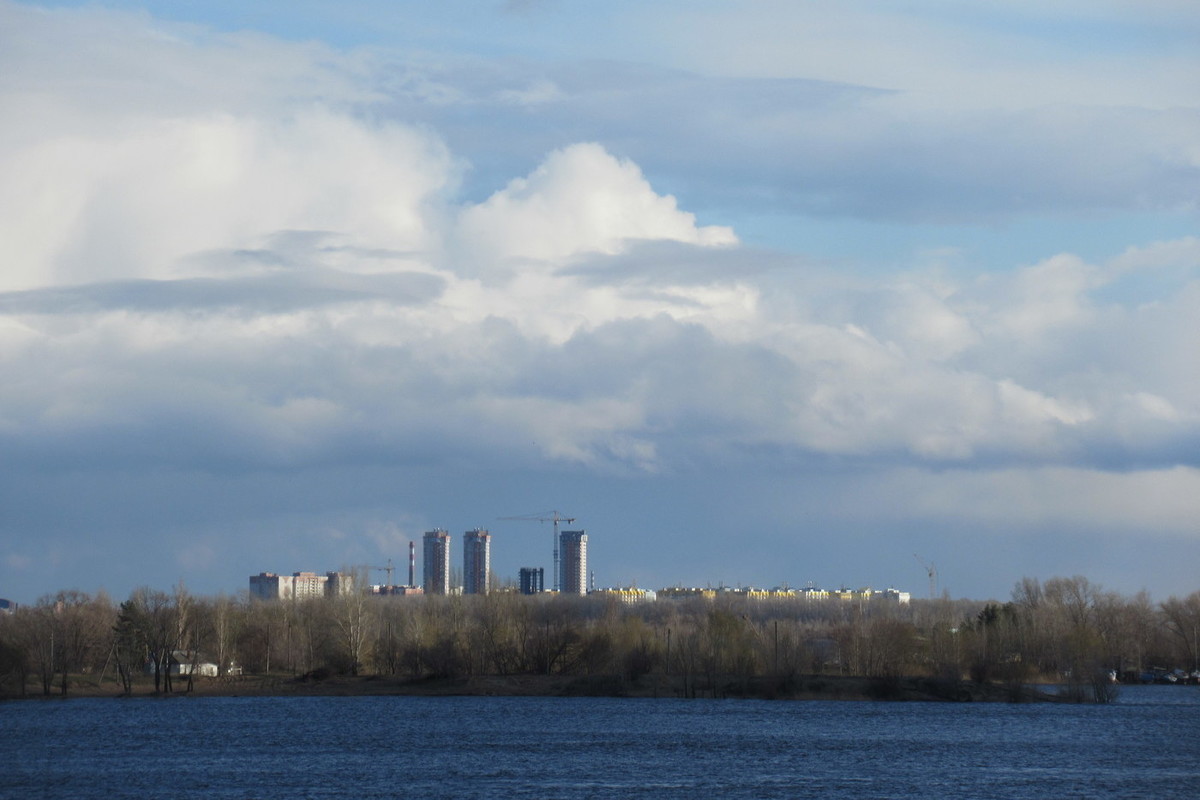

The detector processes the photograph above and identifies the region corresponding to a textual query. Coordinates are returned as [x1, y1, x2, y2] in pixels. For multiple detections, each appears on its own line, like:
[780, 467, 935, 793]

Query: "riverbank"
[5, 671, 1080, 702]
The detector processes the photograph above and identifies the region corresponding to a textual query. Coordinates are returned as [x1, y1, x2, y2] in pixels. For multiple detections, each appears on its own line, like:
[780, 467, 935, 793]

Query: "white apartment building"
[559, 530, 588, 595]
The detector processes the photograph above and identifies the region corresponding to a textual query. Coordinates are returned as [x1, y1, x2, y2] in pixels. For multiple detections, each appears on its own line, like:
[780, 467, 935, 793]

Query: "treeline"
[1, 576, 1198, 700]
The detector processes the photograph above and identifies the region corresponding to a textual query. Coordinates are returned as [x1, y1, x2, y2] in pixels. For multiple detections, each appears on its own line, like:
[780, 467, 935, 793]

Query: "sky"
[1, 0, 1198, 604]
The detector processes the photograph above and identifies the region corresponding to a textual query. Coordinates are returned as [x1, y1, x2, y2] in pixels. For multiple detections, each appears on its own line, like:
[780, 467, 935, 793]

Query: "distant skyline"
[1, 1, 1198, 604]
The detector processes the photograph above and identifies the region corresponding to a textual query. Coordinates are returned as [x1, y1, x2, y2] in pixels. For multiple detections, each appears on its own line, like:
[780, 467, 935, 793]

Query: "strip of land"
[7, 672, 1092, 703]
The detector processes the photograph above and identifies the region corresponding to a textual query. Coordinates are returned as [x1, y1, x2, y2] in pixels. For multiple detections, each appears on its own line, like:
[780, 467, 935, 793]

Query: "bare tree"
[53, 590, 112, 695]
[0, 633, 27, 696]
[471, 593, 524, 675]
[208, 593, 243, 677]
[1160, 591, 1200, 672]
[26, 601, 59, 695]
[329, 580, 375, 676]
[112, 599, 145, 695]
[126, 588, 179, 694]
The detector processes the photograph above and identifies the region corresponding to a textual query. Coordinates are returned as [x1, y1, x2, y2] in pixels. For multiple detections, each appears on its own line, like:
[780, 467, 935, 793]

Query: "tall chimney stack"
[409, 541, 416, 587]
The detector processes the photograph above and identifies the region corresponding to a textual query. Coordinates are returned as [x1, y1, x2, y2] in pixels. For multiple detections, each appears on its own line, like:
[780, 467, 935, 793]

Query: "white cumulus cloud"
[455, 143, 736, 271]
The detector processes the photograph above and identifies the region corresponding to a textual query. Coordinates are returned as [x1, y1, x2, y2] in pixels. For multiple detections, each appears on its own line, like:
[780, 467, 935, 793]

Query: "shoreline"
[3, 672, 1084, 703]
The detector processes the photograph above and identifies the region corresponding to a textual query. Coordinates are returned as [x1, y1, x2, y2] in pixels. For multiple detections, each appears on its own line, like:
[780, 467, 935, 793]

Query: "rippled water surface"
[2, 686, 1197, 799]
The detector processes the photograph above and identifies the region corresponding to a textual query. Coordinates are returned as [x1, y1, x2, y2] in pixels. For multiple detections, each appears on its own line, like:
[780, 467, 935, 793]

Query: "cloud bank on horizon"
[1, 0, 1198, 601]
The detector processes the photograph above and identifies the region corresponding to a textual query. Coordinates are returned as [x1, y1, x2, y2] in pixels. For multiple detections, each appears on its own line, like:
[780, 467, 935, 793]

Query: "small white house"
[145, 651, 219, 677]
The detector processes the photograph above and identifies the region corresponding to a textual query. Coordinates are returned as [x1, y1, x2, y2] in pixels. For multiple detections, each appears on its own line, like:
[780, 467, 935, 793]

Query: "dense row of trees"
[2, 576, 1198, 699]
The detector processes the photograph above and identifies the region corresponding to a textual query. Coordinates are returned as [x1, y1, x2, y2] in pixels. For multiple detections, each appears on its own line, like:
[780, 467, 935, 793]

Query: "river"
[2, 685, 1197, 799]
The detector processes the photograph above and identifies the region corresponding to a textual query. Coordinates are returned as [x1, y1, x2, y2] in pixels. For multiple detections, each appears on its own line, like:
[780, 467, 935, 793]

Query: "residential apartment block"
[462, 528, 491, 595]
[423, 529, 451, 595]
[559, 530, 588, 595]
[248, 571, 354, 601]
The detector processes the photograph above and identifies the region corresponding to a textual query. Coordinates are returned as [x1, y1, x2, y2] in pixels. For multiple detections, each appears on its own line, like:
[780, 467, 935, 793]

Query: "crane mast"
[368, 558, 395, 589]
[500, 510, 576, 592]
[913, 554, 938, 600]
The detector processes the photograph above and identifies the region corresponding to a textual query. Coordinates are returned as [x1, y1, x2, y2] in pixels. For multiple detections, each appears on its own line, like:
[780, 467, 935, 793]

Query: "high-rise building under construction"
[423, 529, 451, 595]
[518, 566, 544, 595]
[558, 530, 588, 595]
[463, 528, 491, 595]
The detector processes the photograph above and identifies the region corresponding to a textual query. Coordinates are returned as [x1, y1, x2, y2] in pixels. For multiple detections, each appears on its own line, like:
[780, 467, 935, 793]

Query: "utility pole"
[773, 620, 779, 675]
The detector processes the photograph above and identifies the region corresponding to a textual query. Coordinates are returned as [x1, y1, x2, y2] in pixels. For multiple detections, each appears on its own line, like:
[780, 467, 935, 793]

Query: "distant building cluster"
[416, 527, 586, 597]
[590, 587, 657, 604]
[655, 586, 911, 604]
[250, 525, 588, 600]
[248, 525, 910, 605]
[248, 571, 356, 601]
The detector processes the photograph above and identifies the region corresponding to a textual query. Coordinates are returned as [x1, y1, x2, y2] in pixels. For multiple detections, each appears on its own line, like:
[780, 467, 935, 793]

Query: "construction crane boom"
[368, 558, 395, 587]
[913, 554, 938, 600]
[500, 510, 576, 592]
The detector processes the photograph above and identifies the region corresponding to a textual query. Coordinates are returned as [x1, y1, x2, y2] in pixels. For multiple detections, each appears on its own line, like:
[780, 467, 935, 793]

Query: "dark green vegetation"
[2, 577, 1198, 702]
